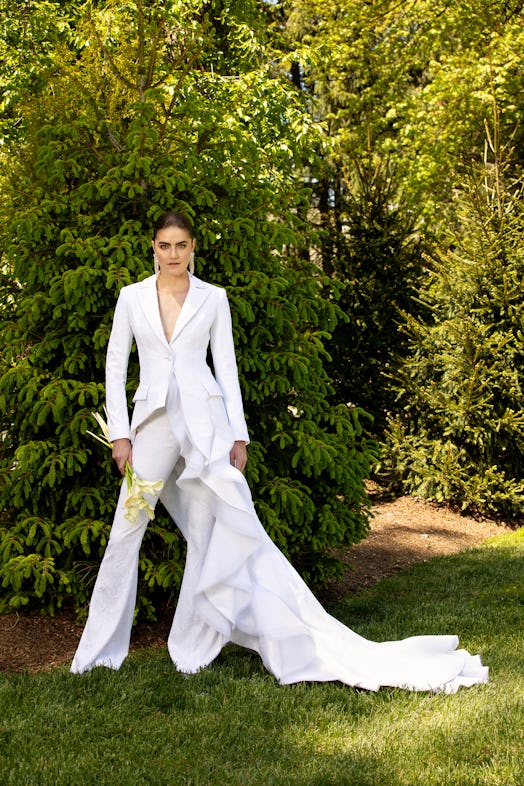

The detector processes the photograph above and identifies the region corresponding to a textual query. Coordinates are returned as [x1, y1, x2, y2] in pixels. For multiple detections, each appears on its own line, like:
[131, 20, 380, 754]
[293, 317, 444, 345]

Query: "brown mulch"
[325, 494, 506, 600]
[0, 495, 509, 674]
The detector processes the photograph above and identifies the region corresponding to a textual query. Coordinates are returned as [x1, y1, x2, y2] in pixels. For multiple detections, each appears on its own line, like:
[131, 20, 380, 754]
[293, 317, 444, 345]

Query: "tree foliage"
[2, 0, 523, 619]
[321, 157, 426, 434]
[381, 121, 524, 518]
[0, 0, 375, 616]
[274, 0, 524, 491]
[279, 0, 524, 219]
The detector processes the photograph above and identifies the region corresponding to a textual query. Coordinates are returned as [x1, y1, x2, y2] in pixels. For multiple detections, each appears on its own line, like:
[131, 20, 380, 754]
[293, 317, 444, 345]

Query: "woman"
[71, 212, 488, 692]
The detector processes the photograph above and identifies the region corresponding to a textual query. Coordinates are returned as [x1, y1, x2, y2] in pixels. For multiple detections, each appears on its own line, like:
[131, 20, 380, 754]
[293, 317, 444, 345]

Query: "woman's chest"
[156, 288, 187, 343]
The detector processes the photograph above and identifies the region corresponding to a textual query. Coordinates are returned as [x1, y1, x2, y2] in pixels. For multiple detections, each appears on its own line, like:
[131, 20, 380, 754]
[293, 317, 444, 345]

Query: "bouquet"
[87, 409, 164, 523]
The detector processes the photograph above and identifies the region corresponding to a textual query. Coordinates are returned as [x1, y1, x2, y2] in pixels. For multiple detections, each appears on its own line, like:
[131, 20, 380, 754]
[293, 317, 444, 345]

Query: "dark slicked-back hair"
[153, 211, 194, 239]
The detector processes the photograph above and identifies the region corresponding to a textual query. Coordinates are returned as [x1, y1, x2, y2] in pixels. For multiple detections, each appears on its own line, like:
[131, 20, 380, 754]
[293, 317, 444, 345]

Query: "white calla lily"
[88, 410, 163, 523]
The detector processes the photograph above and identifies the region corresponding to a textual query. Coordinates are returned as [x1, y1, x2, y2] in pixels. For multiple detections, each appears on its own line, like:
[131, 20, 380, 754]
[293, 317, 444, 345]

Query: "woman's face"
[152, 226, 195, 280]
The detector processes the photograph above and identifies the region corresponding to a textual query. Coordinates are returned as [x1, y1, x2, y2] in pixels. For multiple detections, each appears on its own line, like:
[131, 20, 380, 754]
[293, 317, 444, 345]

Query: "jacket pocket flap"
[132, 384, 149, 402]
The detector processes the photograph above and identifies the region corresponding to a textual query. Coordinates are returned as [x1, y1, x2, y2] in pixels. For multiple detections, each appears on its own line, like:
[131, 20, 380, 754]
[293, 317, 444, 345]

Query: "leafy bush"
[0, 1, 375, 616]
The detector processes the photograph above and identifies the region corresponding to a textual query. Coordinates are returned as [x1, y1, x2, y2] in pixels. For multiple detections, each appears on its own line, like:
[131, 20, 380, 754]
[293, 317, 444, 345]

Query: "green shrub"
[0, 1, 375, 616]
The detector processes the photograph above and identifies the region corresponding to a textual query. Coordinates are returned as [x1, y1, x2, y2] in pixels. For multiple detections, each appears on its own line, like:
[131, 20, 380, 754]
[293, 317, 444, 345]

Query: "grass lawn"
[0, 529, 522, 786]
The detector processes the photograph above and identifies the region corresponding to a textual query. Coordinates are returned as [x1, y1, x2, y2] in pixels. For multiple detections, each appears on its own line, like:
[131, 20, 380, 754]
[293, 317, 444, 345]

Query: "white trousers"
[71, 407, 189, 673]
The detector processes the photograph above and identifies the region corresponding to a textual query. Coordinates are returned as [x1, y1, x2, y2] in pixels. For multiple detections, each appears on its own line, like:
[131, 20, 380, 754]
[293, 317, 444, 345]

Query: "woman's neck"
[156, 271, 190, 294]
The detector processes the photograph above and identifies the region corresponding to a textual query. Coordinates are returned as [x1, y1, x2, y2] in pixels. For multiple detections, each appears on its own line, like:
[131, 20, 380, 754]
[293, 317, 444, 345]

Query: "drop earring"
[189, 251, 195, 275]
[154, 253, 160, 275]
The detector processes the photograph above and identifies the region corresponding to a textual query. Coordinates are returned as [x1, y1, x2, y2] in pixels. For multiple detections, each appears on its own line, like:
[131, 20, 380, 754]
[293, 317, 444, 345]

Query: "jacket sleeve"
[105, 287, 134, 442]
[210, 287, 250, 444]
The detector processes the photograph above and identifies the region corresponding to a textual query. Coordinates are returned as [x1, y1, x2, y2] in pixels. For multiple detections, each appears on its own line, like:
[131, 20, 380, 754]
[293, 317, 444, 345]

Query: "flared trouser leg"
[70, 409, 183, 673]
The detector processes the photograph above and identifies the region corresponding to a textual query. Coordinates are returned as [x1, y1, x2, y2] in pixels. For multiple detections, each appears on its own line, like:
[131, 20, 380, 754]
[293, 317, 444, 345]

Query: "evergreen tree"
[323, 158, 426, 434]
[381, 121, 524, 518]
[0, 0, 375, 616]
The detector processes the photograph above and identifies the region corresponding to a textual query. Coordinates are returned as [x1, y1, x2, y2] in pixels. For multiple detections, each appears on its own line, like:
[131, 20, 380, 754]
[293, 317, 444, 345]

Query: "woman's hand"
[112, 438, 132, 475]
[230, 440, 247, 473]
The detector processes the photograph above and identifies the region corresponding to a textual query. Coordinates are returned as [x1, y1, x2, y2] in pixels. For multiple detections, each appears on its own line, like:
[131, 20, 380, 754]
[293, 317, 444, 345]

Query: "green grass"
[1, 530, 522, 786]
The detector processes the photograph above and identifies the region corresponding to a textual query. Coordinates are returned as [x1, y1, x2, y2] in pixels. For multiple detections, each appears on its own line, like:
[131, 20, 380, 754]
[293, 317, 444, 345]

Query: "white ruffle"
[164, 427, 488, 693]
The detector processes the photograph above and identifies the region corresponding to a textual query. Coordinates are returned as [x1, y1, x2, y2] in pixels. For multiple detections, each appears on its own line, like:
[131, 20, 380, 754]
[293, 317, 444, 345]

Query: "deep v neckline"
[156, 276, 190, 343]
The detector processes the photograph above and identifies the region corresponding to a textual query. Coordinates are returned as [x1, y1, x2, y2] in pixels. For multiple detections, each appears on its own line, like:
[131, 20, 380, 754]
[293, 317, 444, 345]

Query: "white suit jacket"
[105, 274, 250, 457]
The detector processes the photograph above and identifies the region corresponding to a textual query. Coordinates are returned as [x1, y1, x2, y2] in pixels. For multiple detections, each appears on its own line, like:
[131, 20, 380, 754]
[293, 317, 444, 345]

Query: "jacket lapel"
[170, 275, 211, 343]
[139, 276, 170, 347]
[137, 274, 211, 346]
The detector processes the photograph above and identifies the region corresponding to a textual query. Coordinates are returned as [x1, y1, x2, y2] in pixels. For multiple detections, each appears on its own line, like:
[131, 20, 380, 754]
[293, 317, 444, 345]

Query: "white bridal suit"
[71, 274, 488, 692]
